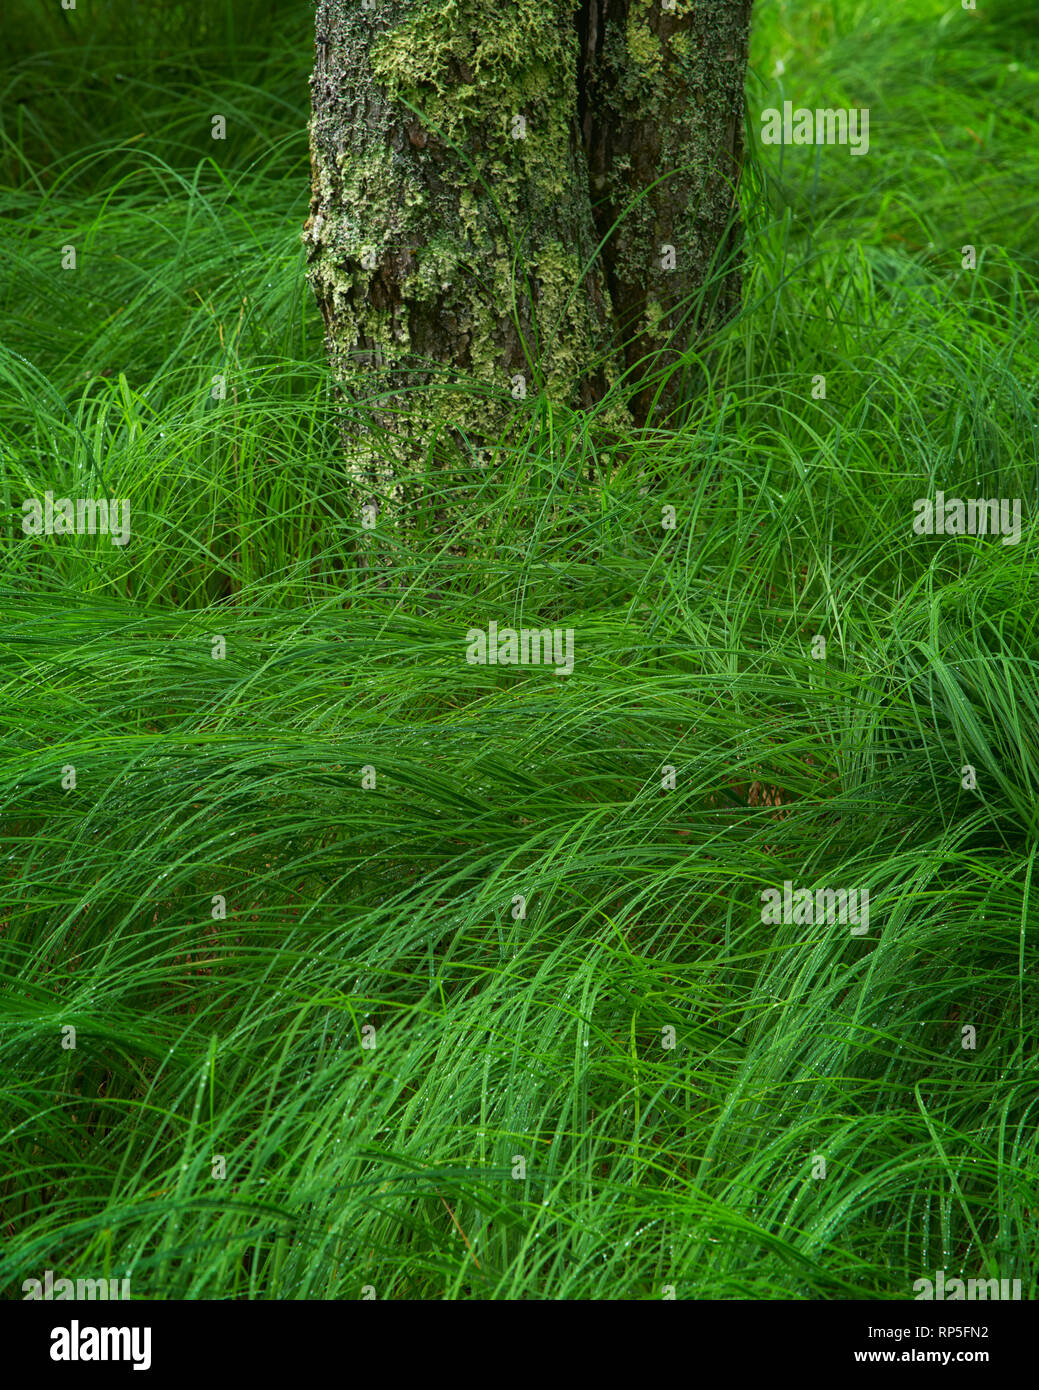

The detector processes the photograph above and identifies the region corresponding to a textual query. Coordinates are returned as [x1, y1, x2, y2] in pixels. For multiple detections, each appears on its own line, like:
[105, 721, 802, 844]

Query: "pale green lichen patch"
[625, 8, 665, 88]
[304, 0, 749, 470]
[304, 0, 627, 482]
[529, 243, 601, 398]
[369, 0, 576, 201]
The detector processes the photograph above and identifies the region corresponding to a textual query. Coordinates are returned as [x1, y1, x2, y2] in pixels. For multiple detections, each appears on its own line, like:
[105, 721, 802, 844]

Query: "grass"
[1, 0, 1037, 1299]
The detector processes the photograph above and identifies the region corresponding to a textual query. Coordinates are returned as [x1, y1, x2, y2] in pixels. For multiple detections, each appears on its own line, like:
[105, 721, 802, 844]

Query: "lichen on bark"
[581, 0, 752, 425]
[304, 0, 624, 511]
[303, 0, 752, 512]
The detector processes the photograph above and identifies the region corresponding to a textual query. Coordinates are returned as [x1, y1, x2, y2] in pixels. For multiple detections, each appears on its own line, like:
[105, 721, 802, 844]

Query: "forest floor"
[1, 0, 1037, 1298]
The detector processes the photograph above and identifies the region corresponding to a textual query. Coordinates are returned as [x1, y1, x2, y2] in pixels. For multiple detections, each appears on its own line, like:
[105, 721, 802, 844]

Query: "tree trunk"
[580, 1, 752, 426]
[304, 0, 751, 500]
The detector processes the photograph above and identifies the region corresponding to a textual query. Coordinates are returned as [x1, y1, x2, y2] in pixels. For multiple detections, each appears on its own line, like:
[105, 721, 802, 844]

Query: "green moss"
[307, 0, 774, 472]
[369, 0, 575, 201]
[535, 245, 586, 389]
[305, 0, 627, 461]
[625, 10, 664, 82]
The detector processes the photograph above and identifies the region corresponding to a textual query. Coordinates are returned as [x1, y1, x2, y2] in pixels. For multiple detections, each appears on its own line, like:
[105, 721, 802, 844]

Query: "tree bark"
[580, 1, 751, 426]
[304, 0, 751, 498]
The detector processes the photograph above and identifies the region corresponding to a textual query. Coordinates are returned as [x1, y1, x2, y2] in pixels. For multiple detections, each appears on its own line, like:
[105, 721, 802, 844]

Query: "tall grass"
[1, 0, 1037, 1299]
